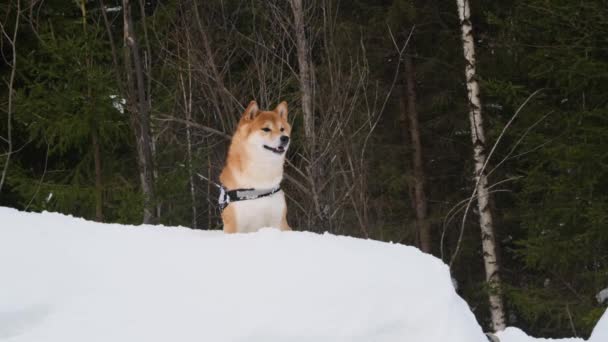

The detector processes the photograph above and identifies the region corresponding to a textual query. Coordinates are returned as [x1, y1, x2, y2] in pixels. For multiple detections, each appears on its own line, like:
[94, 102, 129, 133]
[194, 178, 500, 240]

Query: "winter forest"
[0, 0, 606, 339]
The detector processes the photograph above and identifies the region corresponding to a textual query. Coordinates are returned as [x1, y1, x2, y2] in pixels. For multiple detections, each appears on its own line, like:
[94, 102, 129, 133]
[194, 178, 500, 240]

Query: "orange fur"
[220, 101, 292, 233]
[221, 205, 237, 233]
[280, 205, 290, 231]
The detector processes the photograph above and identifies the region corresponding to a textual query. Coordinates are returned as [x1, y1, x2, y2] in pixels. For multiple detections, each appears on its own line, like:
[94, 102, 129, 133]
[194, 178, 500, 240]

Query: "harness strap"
[196, 174, 281, 213]
[218, 185, 281, 212]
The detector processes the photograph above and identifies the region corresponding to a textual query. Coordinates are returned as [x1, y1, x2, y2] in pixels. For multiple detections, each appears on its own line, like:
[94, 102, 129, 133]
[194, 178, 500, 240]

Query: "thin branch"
[486, 110, 553, 178]
[25, 139, 49, 211]
[161, 115, 312, 197]
[157, 115, 230, 139]
[360, 26, 414, 164]
[448, 89, 543, 267]
[440, 177, 521, 262]
[0, 0, 20, 194]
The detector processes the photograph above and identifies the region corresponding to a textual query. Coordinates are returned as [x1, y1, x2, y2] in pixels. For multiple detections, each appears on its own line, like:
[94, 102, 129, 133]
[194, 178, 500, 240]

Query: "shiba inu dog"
[219, 101, 291, 233]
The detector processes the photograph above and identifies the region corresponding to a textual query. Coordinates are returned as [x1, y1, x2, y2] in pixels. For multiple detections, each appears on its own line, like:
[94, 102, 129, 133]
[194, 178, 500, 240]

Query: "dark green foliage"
[480, 0, 608, 337]
[0, 0, 606, 337]
[2, 3, 140, 222]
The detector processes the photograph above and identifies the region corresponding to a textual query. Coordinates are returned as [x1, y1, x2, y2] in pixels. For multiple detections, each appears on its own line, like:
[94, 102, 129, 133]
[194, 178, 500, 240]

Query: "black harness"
[197, 173, 281, 213]
[218, 185, 282, 212]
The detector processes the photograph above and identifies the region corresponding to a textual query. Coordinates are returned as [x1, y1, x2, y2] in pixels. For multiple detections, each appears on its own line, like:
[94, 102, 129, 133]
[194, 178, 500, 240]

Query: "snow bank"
[495, 328, 584, 342]
[495, 308, 608, 342]
[589, 309, 608, 342]
[596, 288, 608, 305]
[0, 207, 487, 342]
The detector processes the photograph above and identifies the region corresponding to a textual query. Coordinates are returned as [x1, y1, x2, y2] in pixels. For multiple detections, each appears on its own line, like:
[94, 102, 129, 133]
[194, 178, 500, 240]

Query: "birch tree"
[455, 0, 506, 331]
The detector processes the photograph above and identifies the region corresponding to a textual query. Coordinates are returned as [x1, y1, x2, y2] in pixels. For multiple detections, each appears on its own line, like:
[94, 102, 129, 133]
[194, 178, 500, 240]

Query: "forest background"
[0, 0, 606, 338]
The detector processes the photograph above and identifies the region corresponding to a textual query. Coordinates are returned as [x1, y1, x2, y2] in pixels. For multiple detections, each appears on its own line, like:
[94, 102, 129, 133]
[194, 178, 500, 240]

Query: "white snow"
[589, 309, 608, 342]
[0, 206, 486, 342]
[495, 328, 584, 342]
[104, 6, 122, 13]
[1, 206, 605, 342]
[596, 287, 608, 304]
[109, 94, 126, 113]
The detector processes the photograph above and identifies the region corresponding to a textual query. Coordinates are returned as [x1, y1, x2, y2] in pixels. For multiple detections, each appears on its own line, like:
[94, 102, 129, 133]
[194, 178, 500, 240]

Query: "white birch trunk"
[455, 0, 506, 332]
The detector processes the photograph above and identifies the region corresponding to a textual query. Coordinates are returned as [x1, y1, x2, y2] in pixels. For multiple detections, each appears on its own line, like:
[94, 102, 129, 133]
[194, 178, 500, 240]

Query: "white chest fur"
[230, 191, 286, 233]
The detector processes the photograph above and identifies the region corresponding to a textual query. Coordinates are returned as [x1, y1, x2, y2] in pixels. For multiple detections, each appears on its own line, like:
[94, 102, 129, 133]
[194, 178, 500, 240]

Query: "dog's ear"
[242, 101, 259, 121]
[275, 101, 288, 120]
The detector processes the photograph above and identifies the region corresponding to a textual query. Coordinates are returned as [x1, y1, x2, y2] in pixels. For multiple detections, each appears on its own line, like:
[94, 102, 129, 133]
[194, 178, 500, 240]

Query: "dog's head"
[236, 101, 291, 159]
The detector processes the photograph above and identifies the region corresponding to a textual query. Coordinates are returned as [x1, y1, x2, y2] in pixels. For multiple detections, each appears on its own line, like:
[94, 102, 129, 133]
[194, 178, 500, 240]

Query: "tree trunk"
[403, 55, 431, 254]
[0, 0, 19, 194]
[80, 0, 103, 222]
[186, 111, 197, 229]
[123, 0, 156, 224]
[289, 0, 314, 143]
[455, 0, 506, 331]
[192, 0, 233, 132]
[180, 42, 197, 229]
[290, 0, 328, 227]
[207, 145, 212, 229]
[92, 131, 104, 222]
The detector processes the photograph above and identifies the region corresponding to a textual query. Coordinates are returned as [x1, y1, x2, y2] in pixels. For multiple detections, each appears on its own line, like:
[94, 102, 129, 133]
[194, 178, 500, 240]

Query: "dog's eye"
[261, 127, 271, 132]
[280, 127, 285, 132]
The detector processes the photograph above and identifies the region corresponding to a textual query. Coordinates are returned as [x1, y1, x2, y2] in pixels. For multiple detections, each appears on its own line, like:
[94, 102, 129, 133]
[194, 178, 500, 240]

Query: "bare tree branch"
[0, 0, 20, 194]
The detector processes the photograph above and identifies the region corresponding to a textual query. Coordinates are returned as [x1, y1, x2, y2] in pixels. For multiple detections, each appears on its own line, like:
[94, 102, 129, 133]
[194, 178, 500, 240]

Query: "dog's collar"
[218, 184, 281, 212]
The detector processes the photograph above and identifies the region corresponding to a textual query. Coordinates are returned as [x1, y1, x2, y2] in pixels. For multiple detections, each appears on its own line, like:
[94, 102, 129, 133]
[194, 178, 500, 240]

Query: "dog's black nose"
[280, 135, 290, 144]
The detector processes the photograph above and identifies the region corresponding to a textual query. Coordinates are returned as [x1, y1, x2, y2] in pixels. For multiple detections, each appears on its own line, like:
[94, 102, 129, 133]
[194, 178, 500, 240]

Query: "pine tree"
[481, 0, 608, 337]
[7, 3, 138, 222]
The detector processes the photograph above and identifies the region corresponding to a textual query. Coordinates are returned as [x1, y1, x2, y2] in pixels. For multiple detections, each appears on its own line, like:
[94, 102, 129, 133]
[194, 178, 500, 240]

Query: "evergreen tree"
[6, 3, 140, 222]
[0, 1, 606, 337]
[481, 0, 608, 337]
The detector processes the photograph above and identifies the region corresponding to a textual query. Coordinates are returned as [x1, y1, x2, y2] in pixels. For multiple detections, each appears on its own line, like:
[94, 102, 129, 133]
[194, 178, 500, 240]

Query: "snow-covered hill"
[589, 310, 608, 342]
[495, 312, 608, 342]
[0, 207, 605, 341]
[495, 328, 583, 342]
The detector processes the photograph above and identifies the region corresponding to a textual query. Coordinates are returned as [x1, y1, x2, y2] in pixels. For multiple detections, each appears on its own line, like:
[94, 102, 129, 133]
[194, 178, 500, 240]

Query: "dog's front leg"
[221, 205, 238, 233]
[279, 206, 291, 231]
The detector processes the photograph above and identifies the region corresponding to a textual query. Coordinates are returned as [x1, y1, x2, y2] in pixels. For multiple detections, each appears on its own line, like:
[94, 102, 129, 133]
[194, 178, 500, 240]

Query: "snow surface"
[495, 328, 584, 342]
[0, 207, 487, 342]
[1, 206, 605, 342]
[596, 287, 608, 304]
[589, 309, 608, 342]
